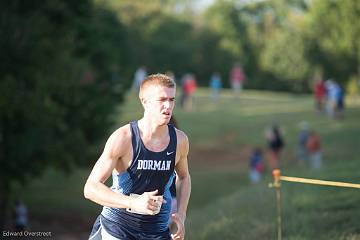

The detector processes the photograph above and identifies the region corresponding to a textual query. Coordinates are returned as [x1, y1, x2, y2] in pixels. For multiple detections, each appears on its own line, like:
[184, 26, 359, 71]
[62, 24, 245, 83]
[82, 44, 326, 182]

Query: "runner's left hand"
[171, 213, 185, 240]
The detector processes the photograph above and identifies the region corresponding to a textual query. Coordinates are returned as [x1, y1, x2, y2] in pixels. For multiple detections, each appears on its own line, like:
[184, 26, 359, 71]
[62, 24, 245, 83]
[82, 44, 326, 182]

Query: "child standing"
[249, 148, 265, 183]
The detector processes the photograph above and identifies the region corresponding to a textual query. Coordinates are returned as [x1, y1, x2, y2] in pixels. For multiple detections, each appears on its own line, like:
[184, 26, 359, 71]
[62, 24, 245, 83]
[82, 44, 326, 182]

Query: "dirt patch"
[189, 146, 253, 170]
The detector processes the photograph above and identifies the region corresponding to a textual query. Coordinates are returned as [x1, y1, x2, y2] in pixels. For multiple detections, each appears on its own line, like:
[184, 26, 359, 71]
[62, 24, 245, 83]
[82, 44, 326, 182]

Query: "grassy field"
[13, 88, 360, 239]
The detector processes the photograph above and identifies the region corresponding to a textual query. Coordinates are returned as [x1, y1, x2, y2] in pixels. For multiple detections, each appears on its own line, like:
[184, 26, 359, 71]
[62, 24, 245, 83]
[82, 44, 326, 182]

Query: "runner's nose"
[163, 100, 171, 109]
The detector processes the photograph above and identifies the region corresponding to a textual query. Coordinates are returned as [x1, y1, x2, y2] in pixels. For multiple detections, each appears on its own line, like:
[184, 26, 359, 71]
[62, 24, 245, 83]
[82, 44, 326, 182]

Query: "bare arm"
[175, 135, 191, 218]
[172, 131, 191, 240]
[84, 127, 132, 209]
[83, 126, 162, 214]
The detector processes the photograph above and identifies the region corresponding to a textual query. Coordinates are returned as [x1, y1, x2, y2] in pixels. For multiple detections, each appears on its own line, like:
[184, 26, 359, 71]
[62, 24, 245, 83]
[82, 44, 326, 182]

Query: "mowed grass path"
[15, 89, 360, 239]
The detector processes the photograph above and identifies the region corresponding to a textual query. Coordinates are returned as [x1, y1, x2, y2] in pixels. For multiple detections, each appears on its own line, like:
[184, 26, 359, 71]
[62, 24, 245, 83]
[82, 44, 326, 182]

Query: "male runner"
[84, 73, 191, 240]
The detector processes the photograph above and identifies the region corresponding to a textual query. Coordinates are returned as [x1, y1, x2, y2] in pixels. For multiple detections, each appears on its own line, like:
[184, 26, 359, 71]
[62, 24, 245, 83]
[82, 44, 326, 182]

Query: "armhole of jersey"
[169, 125, 178, 171]
[128, 121, 139, 171]
[169, 124, 177, 148]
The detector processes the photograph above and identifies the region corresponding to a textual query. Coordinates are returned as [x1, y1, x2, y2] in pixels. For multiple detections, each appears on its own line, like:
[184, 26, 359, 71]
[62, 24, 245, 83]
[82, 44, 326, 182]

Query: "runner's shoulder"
[175, 128, 189, 146]
[108, 124, 132, 149]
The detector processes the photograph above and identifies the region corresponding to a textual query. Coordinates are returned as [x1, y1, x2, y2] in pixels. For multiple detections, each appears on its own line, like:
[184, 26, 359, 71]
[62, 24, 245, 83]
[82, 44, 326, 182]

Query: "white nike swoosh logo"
[166, 151, 174, 155]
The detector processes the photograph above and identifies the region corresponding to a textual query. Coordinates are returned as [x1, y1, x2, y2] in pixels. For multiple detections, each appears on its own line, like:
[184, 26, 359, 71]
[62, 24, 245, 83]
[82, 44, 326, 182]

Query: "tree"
[260, 27, 310, 92]
[306, 0, 360, 83]
[203, 0, 314, 91]
[0, 0, 128, 229]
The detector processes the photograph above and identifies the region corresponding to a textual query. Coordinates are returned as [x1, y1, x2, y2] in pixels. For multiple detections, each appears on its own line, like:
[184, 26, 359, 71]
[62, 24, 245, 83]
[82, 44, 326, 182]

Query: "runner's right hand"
[129, 190, 166, 215]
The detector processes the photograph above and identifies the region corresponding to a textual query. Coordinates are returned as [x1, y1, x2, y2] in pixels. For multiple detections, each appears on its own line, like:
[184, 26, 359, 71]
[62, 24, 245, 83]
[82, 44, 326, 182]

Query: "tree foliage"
[200, 0, 359, 91]
[0, 0, 129, 227]
[306, 0, 360, 83]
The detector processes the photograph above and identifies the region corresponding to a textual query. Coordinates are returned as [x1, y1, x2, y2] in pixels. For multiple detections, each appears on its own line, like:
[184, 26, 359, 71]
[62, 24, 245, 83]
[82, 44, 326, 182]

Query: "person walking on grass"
[209, 72, 222, 101]
[265, 125, 285, 170]
[249, 148, 265, 183]
[230, 62, 246, 98]
[306, 130, 323, 170]
[84, 74, 191, 240]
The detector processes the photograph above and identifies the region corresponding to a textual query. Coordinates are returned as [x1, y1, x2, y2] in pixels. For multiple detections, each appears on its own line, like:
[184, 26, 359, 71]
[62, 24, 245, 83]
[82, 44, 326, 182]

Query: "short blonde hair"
[139, 73, 176, 98]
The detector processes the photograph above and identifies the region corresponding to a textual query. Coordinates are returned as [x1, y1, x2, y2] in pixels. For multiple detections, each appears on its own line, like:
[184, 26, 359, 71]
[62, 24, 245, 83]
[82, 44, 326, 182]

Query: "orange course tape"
[280, 176, 360, 189]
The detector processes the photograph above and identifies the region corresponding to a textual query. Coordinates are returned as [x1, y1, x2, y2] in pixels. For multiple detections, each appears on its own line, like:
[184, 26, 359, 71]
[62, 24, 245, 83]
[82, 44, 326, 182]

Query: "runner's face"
[144, 85, 176, 125]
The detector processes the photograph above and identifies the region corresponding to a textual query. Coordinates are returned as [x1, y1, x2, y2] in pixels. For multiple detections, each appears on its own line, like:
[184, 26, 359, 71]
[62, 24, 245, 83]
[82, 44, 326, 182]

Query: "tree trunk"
[0, 181, 10, 231]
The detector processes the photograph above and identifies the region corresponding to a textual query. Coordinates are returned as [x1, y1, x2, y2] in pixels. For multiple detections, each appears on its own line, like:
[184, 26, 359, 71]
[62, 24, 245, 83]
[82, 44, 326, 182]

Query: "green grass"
[14, 88, 360, 239]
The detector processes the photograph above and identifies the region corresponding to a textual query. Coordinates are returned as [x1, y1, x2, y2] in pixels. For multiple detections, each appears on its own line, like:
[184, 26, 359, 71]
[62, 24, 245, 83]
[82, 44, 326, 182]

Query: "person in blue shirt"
[84, 74, 191, 240]
[249, 148, 264, 183]
[209, 72, 222, 101]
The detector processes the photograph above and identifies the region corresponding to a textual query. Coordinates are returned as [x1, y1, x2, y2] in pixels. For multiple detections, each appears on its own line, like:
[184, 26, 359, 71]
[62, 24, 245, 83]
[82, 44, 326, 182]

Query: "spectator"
[13, 200, 28, 232]
[132, 66, 147, 93]
[336, 84, 345, 119]
[265, 125, 285, 170]
[325, 79, 340, 118]
[249, 148, 265, 183]
[314, 79, 326, 113]
[230, 63, 246, 98]
[209, 72, 222, 101]
[297, 121, 310, 163]
[306, 131, 322, 170]
[180, 74, 197, 111]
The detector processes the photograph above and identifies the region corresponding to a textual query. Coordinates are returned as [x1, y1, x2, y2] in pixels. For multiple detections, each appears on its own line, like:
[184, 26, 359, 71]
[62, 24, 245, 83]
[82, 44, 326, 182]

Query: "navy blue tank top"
[101, 121, 177, 233]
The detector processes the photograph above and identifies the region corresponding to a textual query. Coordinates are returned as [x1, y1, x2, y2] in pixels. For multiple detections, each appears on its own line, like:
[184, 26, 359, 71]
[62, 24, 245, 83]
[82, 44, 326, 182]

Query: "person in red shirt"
[314, 79, 326, 113]
[181, 74, 197, 111]
[306, 131, 322, 170]
[230, 63, 246, 97]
